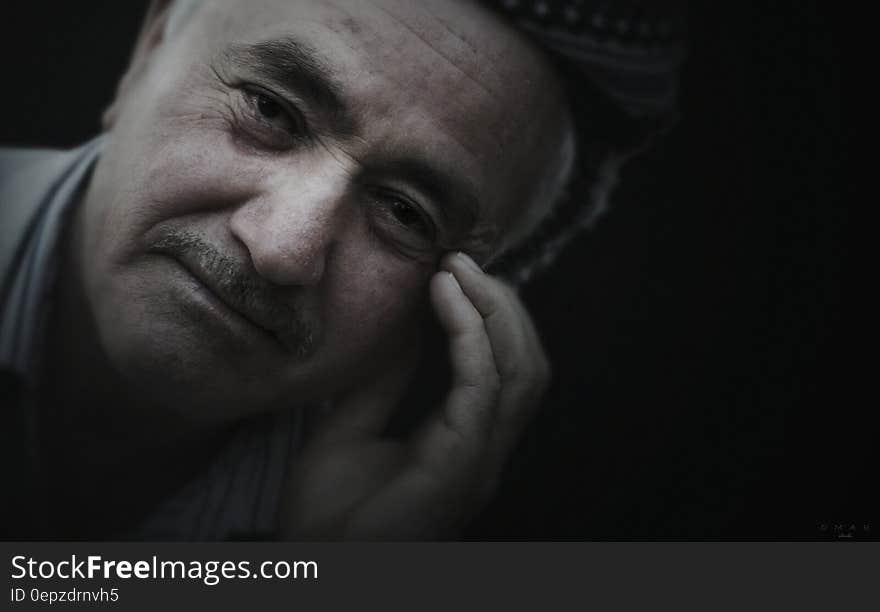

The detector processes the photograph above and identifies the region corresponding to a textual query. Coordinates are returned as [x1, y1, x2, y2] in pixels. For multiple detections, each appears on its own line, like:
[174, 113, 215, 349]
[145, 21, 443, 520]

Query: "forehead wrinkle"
[361, 106, 495, 223]
[366, 0, 506, 108]
[420, 4, 479, 56]
[339, 44, 503, 174]
[306, 7, 499, 230]
[302, 2, 516, 160]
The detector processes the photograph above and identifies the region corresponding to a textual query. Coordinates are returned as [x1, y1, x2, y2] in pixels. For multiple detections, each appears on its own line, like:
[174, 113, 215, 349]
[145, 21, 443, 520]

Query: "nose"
[230, 157, 354, 287]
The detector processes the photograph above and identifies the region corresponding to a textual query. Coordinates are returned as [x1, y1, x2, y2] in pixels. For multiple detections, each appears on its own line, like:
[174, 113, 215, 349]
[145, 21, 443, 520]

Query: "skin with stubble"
[42, 0, 574, 538]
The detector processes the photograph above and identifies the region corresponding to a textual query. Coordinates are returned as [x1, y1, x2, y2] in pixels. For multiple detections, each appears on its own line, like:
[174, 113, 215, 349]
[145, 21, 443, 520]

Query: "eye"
[235, 86, 305, 150]
[254, 92, 283, 119]
[365, 188, 438, 254]
[389, 199, 427, 231]
[381, 195, 434, 240]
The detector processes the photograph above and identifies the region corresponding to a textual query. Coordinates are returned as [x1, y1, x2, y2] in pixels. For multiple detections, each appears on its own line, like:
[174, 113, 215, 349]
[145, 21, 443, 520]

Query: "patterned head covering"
[479, 0, 687, 121]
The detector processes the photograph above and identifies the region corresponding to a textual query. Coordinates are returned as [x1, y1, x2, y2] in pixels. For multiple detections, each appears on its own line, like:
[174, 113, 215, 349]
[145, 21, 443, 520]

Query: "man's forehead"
[198, 0, 561, 131]
[181, 0, 572, 252]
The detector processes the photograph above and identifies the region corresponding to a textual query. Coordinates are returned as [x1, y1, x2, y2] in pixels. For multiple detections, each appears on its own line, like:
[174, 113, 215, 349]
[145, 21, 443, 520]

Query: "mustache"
[150, 230, 314, 357]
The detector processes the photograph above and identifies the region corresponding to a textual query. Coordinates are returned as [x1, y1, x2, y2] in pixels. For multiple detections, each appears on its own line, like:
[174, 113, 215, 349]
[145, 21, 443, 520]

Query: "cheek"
[320, 249, 433, 371]
[95, 65, 258, 255]
[99, 126, 259, 263]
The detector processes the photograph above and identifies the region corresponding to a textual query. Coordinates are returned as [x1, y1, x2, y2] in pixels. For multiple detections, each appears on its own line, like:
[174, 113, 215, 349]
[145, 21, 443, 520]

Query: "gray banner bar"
[1, 543, 875, 611]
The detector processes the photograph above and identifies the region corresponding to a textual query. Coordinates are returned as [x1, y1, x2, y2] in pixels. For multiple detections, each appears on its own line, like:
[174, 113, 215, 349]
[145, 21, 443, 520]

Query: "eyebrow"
[222, 37, 358, 137]
[220, 36, 486, 243]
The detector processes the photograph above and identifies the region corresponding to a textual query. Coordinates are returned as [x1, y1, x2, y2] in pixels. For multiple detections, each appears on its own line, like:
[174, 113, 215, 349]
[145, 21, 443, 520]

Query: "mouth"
[147, 233, 314, 358]
[164, 253, 289, 352]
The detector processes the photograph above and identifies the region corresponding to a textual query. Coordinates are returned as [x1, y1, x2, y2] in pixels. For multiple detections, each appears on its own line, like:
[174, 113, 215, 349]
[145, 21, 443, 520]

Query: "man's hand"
[279, 252, 550, 540]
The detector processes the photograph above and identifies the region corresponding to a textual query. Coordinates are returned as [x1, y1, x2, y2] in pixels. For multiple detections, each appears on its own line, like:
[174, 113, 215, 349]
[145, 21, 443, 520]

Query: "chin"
[99, 320, 293, 425]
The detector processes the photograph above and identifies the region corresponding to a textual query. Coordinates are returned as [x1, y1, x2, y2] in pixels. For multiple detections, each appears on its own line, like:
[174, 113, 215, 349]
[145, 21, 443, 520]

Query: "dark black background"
[1, 2, 865, 539]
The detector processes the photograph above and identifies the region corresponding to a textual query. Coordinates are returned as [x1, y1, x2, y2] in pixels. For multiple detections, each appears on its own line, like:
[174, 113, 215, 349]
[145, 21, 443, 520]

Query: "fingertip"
[456, 251, 483, 274]
[431, 269, 481, 335]
[446, 270, 462, 292]
[439, 251, 483, 276]
[430, 270, 458, 312]
[430, 269, 459, 294]
[438, 252, 457, 272]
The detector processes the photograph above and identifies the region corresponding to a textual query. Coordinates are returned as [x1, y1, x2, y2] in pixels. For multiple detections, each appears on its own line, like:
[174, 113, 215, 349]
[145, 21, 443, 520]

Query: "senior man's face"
[76, 0, 571, 421]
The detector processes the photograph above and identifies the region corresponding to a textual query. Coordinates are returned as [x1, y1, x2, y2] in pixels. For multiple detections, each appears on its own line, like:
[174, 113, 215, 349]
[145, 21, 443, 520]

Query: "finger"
[441, 253, 532, 383]
[442, 252, 549, 407]
[415, 270, 499, 472]
[429, 270, 499, 437]
[490, 289, 551, 466]
[314, 346, 418, 444]
[507, 285, 551, 383]
[442, 252, 551, 473]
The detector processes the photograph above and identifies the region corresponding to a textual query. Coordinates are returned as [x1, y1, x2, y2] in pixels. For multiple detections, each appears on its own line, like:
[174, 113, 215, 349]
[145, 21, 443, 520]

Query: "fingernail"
[457, 251, 482, 273]
[446, 271, 462, 292]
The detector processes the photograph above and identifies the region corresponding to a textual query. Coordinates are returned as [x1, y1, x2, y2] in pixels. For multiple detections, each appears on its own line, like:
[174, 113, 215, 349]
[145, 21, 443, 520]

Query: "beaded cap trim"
[480, 0, 687, 118]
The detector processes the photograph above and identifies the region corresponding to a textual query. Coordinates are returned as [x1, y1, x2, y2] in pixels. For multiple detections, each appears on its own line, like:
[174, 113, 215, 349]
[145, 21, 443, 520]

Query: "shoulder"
[0, 144, 76, 215]
[0, 145, 76, 194]
[0, 145, 81, 291]
[0, 144, 77, 201]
